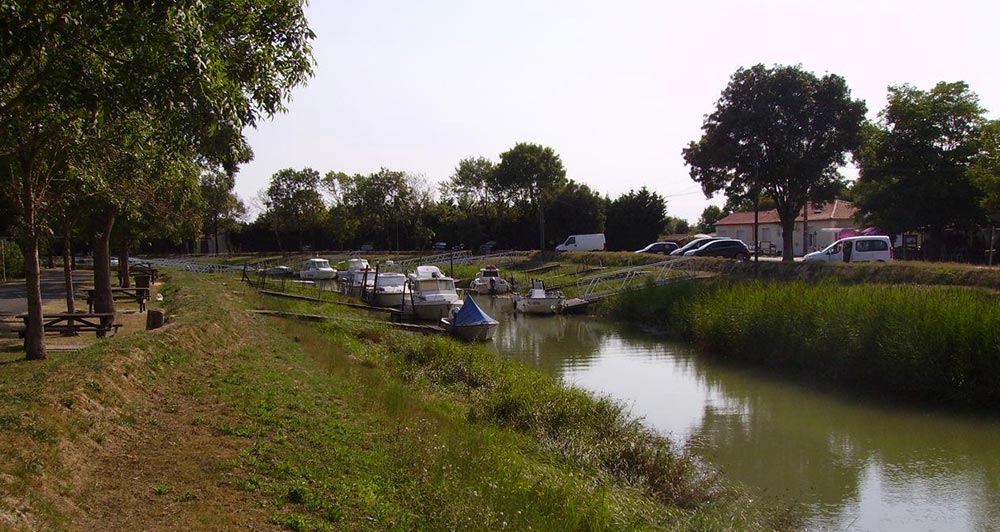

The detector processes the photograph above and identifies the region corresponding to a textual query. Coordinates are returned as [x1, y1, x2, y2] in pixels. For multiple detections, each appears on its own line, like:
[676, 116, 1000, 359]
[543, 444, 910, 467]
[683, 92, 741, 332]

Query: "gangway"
[572, 257, 702, 302]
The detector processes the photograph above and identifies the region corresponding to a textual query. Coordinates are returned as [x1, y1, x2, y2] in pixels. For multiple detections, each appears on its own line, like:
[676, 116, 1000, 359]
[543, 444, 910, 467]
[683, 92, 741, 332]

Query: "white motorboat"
[369, 271, 407, 308]
[468, 265, 511, 295]
[441, 295, 498, 342]
[514, 279, 565, 314]
[405, 265, 462, 320]
[339, 258, 375, 297]
[298, 258, 337, 280]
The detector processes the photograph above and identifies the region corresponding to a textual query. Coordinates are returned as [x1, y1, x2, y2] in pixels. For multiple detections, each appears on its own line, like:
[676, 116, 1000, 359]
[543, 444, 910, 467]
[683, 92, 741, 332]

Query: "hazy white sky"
[238, 0, 1000, 222]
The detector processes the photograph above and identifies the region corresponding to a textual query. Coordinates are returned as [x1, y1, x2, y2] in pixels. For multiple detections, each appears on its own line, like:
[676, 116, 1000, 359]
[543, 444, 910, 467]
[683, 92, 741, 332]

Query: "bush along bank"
[604, 279, 1000, 409]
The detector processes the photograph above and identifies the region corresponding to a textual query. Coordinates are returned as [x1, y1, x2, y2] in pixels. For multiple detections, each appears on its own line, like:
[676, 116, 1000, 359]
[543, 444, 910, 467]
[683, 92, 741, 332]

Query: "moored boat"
[441, 295, 499, 341]
[298, 258, 337, 280]
[369, 271, 407, 308]
[468, 265, 511, 295]
[514, 279, 565, 314]
[405, 265, 462, 320]
[339, 258, 375, 297]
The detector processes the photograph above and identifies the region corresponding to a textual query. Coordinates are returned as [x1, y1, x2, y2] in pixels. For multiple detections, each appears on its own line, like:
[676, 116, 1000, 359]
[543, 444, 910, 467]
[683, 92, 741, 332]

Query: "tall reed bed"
[608, 280, 1000, 407]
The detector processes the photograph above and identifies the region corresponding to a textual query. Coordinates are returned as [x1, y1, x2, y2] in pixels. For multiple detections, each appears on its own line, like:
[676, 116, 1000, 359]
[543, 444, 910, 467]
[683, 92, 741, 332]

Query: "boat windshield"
[376, 276, 405, 288]
[417, 279, 454, 292]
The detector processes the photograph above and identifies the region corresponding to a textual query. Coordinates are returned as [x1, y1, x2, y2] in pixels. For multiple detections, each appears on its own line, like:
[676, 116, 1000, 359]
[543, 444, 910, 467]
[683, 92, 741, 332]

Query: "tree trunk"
[19, 152, 47, 360]
[802, 201, 810, 257]
[213, 218, 220, 255]
[537, 199, 546, 256]
[21, 232, 47, 360]
[118, 238, 131, 288]
[63, 222, 75, 314]
[93, 209, 116, 315]
[781, 216, 796, 262]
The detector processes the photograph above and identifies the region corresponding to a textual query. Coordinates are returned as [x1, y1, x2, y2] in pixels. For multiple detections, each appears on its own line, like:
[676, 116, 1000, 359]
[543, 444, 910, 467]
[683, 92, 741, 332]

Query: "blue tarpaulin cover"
[453, 295, 498, 327]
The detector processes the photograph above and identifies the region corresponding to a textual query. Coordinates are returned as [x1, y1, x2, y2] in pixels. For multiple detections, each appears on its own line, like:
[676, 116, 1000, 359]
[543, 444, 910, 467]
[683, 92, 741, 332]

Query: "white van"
[555, 233, 606, 252]
[803, 235, 893, 263]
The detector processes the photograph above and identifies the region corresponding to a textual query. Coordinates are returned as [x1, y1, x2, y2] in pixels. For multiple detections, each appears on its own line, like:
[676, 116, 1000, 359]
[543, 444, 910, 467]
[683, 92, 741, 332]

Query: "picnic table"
[79, 287, 150, 312]
[129, 265, 159, 283]
[17, 312, 121, 343]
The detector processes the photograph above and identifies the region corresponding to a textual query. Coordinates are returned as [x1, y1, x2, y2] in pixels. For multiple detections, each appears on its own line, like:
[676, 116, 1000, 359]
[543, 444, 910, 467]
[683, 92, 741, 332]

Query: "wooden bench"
[79, 287, 150, 312]
[17, 312, 121, 344]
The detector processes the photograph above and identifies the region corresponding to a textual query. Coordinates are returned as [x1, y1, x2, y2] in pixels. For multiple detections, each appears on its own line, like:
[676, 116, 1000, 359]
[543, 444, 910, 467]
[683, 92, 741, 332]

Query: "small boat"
[369, 271, 407, 308]
[339, 258, 375, 297]
[405, 265, 462, 320]
[514, 279, 565, 314]
[299, 258, 337, 280]
[468, 265, 511, 295]
[441, 295, 499, 341]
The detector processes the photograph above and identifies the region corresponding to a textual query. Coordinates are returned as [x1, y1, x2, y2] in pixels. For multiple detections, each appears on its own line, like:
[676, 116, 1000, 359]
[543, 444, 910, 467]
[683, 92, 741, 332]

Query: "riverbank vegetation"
[0, 274, 796, 531]
[606, 279, 1000, 408]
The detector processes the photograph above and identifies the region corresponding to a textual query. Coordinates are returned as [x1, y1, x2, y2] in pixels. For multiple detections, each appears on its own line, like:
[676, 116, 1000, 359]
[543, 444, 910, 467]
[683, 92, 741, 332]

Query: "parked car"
[432, 241, 448, 251]
[479, 240, 498, 253]
[635, 241, 678, 255]
[803, 236, 893, 263]
[360, 242, 374, 252]
[670, 237, 723, 256]
[684, 239, 751, 260]
[555, 233, 606, 252]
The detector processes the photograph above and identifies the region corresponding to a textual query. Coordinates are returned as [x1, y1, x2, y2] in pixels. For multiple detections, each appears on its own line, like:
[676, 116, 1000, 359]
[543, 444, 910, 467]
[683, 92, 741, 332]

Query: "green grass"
[605, 279, 1000, 408]
[1, 273, 797, 531]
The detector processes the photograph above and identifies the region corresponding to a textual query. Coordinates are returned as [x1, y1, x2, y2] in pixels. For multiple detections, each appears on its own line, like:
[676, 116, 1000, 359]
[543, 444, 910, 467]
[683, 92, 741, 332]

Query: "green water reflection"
[477, 296, 1000, 532]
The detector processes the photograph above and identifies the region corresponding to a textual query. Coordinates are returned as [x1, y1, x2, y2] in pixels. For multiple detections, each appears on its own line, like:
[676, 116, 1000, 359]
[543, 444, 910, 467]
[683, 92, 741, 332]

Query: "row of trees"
[237, 144, 678, 253]
[1, 2, 315, 360]
[685, 64, 1000, 261]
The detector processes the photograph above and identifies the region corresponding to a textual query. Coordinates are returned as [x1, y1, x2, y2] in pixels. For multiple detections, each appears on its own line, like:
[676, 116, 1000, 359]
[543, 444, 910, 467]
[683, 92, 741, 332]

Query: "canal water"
[475, 296, 1000, 532]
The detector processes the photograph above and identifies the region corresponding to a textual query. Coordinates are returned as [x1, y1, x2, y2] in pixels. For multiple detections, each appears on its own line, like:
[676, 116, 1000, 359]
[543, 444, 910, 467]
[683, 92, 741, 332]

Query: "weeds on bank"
[607, 279, 1000, 407]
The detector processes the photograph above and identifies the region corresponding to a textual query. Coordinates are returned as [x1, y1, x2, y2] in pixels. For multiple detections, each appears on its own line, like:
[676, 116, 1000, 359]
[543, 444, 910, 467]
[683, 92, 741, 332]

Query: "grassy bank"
[1, 273, 795, 531]
[605, 279, 1000, 408]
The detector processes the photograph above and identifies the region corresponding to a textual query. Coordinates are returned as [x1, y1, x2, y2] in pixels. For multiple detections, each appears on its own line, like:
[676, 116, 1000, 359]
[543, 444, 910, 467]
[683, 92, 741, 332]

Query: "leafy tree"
[697, 205, 726, 234]
[854, 82, 988, 258]
[201, 170, 246, 254]
[662, 216, 691, 236]
[683, 64, 866, 260]
[0, 1, 314, 359]
[545, 180, 606, 245]
[494, 143, 567, 252]
[970, 120, 1000, 220]
[339, 169, 435, 250]
[441, 157, 497, 217]
[263, 168, 327, 250]
[605, 188, 667, 251]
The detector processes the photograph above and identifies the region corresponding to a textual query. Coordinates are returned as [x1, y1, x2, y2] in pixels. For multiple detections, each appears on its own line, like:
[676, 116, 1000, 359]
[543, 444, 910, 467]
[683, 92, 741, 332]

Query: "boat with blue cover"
[441, 295, 499, 341]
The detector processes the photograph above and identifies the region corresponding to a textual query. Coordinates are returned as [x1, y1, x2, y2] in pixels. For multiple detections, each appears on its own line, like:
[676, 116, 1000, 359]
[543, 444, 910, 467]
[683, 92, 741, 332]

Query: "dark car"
[635, 241, 678, 255]
[685, 239, 751, 260]
[432, 241, 448, 251]
[479, 240, 498, 253]
[670, 237, 723, 256]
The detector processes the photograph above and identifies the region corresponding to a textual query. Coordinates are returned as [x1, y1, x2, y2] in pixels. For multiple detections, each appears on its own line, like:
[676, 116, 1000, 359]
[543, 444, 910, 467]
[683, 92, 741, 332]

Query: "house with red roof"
[714, 199, 859, 257]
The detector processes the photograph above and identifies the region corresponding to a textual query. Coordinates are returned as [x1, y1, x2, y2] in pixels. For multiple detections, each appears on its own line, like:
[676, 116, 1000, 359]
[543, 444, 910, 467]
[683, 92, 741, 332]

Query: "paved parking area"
[0, 270, 91, 317]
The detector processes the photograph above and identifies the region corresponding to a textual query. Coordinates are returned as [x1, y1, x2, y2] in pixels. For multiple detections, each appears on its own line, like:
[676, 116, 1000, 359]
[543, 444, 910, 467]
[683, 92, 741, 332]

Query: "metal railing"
[574, 257, 698, 301]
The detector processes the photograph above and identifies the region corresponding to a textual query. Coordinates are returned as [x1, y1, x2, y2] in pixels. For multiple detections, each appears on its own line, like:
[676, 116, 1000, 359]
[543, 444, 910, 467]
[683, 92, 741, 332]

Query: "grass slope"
[1, 274, 796, 531]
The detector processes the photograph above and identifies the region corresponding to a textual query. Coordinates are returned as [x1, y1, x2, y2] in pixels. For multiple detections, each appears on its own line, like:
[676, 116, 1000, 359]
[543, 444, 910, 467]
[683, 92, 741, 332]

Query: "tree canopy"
[853, 82, 989, 253]
[683, 64, 866, 259]
[605, 188, 667, 251]
[495, 143, 567, 251]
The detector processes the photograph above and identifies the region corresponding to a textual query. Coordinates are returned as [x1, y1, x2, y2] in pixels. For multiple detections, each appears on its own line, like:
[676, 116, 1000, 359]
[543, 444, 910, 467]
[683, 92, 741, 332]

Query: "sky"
[237, 0, 1000, 223]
